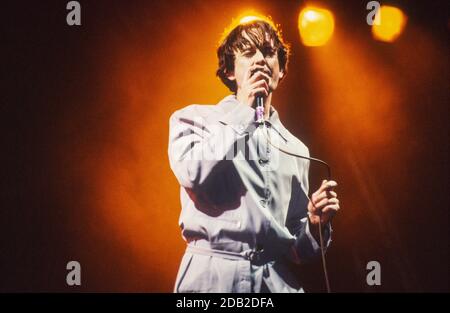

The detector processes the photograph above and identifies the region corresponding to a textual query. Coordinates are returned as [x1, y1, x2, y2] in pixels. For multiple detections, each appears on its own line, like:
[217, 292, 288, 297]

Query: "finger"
[312, 180, 327, 198]
[312, 190, 337, 204]
[316, 180, 338, 195]
[326, 190, 337, 197]
[244, 65, 254, 82]
[328, 191, 337, 198]
[323, 197, 339, 205]
[249, 87, 269, 97]
[312, 197, 339, 211]
[312, 197, 329, 210]
[249, 70, 271, 83]
[322, 204, 340, 214]
[244, 63, 260, 81]
[249, 79, 269, 91]
[248, 73, 270, 89]
[245, 64, 267, 80]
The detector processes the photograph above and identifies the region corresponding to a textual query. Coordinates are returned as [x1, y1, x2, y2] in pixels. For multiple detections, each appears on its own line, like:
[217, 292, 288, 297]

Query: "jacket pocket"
[176, 253, 221, 293]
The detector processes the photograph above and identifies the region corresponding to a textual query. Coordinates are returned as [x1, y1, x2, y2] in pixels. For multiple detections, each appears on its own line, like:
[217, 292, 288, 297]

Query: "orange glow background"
[2, 0, 447, 292]
[70, 1, 448, 292]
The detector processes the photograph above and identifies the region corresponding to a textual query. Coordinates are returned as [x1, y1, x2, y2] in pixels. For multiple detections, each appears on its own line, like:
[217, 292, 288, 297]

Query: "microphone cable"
[258, 118, 332, 293]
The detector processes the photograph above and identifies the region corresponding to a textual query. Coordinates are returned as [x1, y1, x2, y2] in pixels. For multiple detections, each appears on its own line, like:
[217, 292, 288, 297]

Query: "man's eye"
[264, 47, 276, 56]
[243, 49, 255, 57]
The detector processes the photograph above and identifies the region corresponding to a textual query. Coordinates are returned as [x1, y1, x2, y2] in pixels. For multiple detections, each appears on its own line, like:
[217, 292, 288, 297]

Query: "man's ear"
[278, 70, 285, 82]
[226, 70, 236, 81]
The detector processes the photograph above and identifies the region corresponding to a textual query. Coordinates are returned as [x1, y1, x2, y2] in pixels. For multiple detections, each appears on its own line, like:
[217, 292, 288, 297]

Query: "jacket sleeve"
[286, 149, 333, 264]
[168, 104, 255, 190]
[290, 218, 332, 264]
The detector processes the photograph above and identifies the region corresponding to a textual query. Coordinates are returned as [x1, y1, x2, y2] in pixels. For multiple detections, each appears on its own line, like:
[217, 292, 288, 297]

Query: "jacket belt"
[186, 240, 272, 265]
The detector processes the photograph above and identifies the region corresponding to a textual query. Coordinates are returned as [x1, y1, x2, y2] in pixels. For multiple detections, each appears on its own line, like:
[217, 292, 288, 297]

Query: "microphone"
[250, 66, 267, 124]
[255, 95, 265, 124]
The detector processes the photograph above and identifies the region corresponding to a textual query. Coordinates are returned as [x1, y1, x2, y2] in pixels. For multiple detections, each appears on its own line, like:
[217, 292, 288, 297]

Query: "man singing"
[168, 17, 340, 292]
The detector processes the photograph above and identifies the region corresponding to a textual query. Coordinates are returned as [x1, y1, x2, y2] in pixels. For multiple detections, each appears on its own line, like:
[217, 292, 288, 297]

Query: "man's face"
[227, 32, 284, 94]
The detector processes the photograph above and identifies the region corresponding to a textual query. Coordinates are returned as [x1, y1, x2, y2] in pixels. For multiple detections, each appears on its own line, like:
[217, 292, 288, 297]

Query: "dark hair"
[216, 19, 290, 92]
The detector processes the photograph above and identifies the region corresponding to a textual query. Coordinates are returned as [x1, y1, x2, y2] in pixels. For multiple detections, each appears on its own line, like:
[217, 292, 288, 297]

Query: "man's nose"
[253, 49, 266, 65]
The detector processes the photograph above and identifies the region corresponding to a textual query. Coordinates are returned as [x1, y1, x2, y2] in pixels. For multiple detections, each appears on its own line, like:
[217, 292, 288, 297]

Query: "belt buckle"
[247, 248, 264, 262]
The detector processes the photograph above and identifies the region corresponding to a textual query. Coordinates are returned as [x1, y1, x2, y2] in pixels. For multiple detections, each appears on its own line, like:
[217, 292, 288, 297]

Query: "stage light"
[298, 7, 335, 47]
[372, 5, 407, 42]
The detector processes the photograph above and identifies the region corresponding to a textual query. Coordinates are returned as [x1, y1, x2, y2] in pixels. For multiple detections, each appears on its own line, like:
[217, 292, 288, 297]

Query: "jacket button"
[258, 159, 268, 165]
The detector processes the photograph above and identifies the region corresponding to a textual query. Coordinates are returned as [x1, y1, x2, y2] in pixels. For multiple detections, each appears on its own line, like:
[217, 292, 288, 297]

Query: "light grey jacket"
[168, 95, 331, 293]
